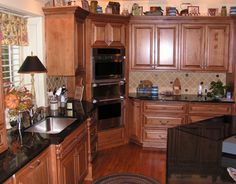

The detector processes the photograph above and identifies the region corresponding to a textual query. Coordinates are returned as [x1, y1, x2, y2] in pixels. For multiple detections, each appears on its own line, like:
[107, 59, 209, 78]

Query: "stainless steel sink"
[25, 117, 77, 134]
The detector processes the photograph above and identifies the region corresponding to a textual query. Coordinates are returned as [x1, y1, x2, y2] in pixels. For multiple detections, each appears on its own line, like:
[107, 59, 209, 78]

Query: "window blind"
[1, 45, 21, 88]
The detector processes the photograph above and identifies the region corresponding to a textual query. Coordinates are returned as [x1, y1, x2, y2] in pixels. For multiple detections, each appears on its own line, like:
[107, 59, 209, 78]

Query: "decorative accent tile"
[129, 71, 226, 95]
[46, 76, 67, 92]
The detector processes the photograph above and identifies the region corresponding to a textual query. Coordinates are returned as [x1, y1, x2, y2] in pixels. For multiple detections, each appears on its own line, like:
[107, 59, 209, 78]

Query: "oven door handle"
[93, 96, 125, 103]
[92, 81, 125, 87]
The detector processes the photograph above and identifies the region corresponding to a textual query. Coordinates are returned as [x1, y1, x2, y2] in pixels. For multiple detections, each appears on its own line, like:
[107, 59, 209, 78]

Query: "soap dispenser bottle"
[198, 82, 203, 96]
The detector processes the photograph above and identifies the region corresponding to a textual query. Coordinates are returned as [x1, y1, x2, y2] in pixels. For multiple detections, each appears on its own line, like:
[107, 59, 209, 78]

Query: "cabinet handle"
[160, 120, 167, 125]
[29, 160, 41, 169]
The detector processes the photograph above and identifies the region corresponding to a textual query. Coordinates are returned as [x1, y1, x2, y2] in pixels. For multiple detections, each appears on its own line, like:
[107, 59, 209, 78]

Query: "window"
[1, 45, 21, 88]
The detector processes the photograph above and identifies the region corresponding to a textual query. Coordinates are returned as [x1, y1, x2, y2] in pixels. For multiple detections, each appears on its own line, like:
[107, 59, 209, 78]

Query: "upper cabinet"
[130, 16, 233, 72]
[91, 21, 126, 47]
[181, 23, 229, 71]
[43, 7, 88, 76]
[130, 22, 178, 70]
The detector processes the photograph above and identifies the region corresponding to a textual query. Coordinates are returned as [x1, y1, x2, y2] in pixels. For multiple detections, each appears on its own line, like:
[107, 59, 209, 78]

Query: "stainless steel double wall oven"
[92, 48, 125, 131]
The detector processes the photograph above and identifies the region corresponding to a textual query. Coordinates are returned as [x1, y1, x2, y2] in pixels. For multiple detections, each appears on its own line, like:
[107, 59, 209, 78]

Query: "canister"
[90, 1, 98, 13]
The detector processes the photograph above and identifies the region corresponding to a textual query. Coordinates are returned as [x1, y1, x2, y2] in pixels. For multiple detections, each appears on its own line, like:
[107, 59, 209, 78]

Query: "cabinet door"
[155, 24, 178, 70]
[45, 14, 76, 76]
[181, 24, 205, 70]
[205, 24, 229, 71]
[131, 24, 155, 70]
[91, 21, 108, 47]
[108, 23, 125, 47]
[129, 100, 142, 142]
[77, 135, 88, 183]
[15, 149, 51, 184]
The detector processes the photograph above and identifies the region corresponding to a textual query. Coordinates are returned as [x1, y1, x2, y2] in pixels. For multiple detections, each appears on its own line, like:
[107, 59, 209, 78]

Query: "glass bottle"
[221, 6, 227, 16]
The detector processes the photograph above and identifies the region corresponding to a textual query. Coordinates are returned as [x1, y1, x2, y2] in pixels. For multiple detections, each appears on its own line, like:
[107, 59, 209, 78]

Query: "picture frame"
[188, 6, 200, 16]
[81, 0, 89, 11]
[208, 8, 218, 16]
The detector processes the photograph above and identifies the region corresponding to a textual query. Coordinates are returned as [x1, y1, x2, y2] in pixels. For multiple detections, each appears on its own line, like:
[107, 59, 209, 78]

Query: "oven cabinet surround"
[128, 99, 233, 149]
[91, 21, 126, 47]
[129, 16, 233, 72]
[14, 147, 52, 184]
[50, 121, 88, 184]
[83, 13, 129, 151]
[43, 6, 88, 76]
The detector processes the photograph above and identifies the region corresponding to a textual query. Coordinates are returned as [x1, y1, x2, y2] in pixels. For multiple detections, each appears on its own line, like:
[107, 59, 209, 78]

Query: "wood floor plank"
[91, 143, 166, 184]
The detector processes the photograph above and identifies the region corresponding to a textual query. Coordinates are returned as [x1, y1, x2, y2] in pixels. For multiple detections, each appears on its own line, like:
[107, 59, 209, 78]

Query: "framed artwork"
[81, 0, 89, 11]
[208, 8, 218, 16]
[188, 6, 200, 16]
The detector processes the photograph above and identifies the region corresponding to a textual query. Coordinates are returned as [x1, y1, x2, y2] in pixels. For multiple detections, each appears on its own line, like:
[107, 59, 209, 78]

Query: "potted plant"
[207, 80, 227, 99]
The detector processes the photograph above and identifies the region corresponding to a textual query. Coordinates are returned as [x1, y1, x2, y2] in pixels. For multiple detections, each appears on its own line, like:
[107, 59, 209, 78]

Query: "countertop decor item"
[173, 78, 181, 95]
[207, 80, 226, 99]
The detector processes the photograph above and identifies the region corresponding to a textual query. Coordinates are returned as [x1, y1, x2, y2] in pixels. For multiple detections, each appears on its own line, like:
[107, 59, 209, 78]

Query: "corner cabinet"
[43, 6, 88, 76]
[130, 22, 178, 70]
[181, 23, 229, 71]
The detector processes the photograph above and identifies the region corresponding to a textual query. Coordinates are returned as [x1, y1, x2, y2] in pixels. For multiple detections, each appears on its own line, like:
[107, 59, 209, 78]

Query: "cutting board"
[173, 78, 181, 96]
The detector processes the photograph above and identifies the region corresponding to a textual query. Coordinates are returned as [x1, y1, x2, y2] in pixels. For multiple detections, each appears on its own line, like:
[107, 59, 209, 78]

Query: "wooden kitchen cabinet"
[54, 122, 88, 184]
[130, 23, 178, 70]
[188, 102, 232, 123]
[15, 147, 52, 184]
[128, 100, 142, 143]
[142, 101, 187, 149]
[43, 6, 88, 76]
[91, 21, 126, 47]
[181, 24, 229, 71]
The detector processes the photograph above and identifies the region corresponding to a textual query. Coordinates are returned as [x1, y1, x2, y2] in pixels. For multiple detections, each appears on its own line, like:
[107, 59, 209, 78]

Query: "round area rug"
[93, 173, 160, 184]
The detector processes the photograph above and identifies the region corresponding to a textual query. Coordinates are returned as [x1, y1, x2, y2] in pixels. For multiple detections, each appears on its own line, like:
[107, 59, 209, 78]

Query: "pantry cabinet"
[130, 22, 178, 70]
[43, 6, 88, 76]
[181, 24, 229, 71]
[15, 147, 52, 184]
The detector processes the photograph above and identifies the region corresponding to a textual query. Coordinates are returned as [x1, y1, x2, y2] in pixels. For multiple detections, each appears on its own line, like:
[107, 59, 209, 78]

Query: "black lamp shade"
[18, 56, 47, 74]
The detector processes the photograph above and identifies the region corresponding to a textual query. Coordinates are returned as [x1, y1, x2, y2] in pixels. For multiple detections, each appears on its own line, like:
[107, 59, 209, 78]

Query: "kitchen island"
[0, 100, 96, 183]
[167, 115, 236, 183]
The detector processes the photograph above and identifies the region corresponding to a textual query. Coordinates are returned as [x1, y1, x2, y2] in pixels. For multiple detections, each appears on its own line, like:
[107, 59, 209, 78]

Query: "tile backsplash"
[129, 71, 226, 95]
[46, 76, 67, 92]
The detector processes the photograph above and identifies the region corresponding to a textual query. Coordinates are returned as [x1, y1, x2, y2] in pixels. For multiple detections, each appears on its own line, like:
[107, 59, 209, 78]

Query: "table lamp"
[18, 52, 47, 103]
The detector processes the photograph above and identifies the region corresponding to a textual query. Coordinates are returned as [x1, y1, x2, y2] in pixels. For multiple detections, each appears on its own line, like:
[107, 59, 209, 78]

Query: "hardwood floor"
[89, 143, 167, 184]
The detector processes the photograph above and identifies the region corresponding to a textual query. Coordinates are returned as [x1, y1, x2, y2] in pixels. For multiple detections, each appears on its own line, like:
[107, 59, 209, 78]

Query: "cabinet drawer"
[143, 102, 186, 113]
[143, 128, 167, 142]
[189, 103, 232, 115]
[143, 114, 185, 127]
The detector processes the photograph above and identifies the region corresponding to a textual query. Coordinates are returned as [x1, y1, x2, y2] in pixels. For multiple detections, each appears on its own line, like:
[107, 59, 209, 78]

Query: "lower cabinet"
[15, 147, 52, 184]
[128, 99, 233, 149]
[54, 122, 88, 184]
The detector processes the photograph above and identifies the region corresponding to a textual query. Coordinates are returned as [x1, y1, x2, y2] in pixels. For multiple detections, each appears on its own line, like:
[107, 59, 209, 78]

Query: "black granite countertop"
[129, 93, 234, 103]
[167, 115, 236, 184]
[0, 100, 96, 183]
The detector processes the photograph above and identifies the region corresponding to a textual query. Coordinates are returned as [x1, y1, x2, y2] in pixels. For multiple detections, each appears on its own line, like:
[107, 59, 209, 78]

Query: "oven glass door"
[97, 100, 123, 130]
[94, 62, 124, 80]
